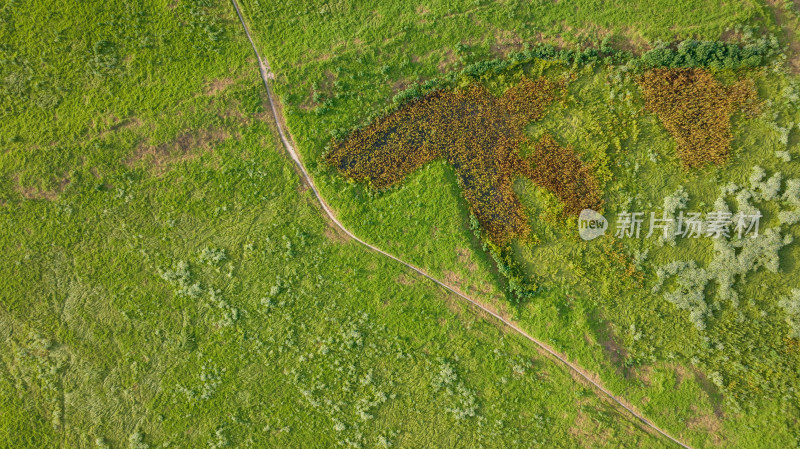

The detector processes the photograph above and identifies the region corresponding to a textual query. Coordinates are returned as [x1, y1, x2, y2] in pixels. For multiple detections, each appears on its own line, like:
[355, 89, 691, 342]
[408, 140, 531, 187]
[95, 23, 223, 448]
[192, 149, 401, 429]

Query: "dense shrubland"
[637, 36, 779, 70]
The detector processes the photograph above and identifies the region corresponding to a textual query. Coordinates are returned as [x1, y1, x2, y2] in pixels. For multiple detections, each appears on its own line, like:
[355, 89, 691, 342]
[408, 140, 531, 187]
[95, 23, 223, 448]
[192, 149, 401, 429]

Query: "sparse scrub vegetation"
[128, 429, 149, 449]
[199, 247, 228, 265]
[264, 1, 800, 444]
[160, 260, 203, 299]
[654, 175, 796, 330]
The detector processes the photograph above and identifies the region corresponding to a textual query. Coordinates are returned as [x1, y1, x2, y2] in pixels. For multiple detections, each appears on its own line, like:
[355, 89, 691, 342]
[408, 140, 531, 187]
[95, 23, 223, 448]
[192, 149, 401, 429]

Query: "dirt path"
[229, 1, 693, 447]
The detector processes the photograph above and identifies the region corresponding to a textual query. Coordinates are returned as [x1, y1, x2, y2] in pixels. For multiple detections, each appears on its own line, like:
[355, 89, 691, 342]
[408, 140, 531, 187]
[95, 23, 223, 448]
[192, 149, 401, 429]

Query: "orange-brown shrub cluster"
[639, 68, 758, 168]
[522, 134, 602, 216]
[325, 76, 602, 244]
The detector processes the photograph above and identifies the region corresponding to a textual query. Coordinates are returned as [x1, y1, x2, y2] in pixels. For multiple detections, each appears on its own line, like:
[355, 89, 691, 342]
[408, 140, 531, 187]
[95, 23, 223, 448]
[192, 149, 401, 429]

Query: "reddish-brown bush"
[639, 68, 758, 168]
[325, 76, 602, 244]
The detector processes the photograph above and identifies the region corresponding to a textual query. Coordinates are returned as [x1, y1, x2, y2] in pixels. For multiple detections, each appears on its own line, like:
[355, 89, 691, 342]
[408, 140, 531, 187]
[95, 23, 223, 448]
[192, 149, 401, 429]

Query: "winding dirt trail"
[229, 1, 693, 447]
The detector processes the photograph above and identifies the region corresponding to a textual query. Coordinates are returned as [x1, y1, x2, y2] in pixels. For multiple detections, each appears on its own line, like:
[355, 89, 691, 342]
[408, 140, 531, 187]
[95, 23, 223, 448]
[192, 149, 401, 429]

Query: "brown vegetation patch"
[597, 321, 632, 378]
[455, 247, 478, 273]
[490, 28, 525, 57]
[602, 29, 651, 55]
[126, 127, 231, 173]
[443, 270, 468, 291]
[689, 367, 725, 418]
[390, 79, 412, 95]
[395, 273, 416, 286]
[720, 28, 743, 43]
[300, 52, 332, 66]
[521, 134, 602, 216]
[117, 116, 143, 131]
[323, 224, 350, 243]
[599, 238, 643, 283]
[90, 115, 144, 141]
[568, 406, 614, 447]
[203, 78, 235, 96]
[635, 365, 653, 386]
[639, 68, 758, 168]
[765, 0, 800, 73]
[787, 336, 800, 353]
[672, 363, 689, 387]
[325, 77, 602, 244]
[436, 48, 459, 73]
[416, 5, 431, 24]
[686, 405, 726, 446]
[13, 173, 69, 201]
[300, 70, 338, 110]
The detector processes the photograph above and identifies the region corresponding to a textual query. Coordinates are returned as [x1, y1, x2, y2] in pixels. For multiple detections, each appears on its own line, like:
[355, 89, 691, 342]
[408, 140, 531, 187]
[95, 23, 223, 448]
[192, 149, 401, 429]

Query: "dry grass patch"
[685, 405, 727, 446]
[202, 77, 235, 96]
[125, 127, 232, 173]
[639, 68, 758, 168]
[13, 173, 70, 201]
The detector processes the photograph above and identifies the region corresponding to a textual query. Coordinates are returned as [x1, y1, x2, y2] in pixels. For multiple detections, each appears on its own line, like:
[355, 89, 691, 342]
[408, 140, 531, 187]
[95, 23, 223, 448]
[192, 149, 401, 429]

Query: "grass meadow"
[238, 0, 800, 447]
[2, 0, 800, 447]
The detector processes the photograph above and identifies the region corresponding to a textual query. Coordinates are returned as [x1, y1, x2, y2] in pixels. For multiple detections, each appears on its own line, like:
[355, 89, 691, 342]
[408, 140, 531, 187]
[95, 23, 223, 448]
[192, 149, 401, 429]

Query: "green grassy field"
[0, 0, 674, 448]
[0, 113, 669, 448]
[237, 0, 800, 447]
[3, 0, 800, 447]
